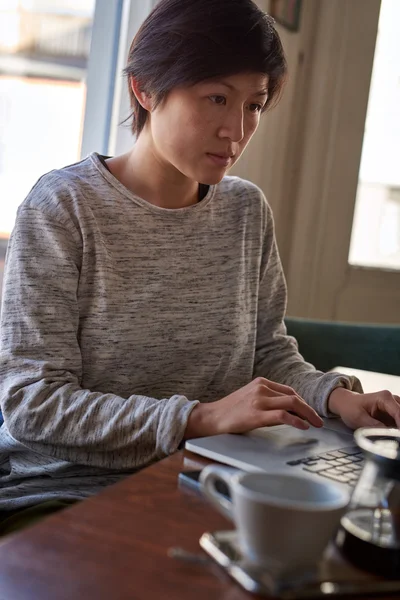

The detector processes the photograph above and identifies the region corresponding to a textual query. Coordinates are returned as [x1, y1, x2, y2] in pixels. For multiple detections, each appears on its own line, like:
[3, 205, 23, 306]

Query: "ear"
[130, 76, 153, 111]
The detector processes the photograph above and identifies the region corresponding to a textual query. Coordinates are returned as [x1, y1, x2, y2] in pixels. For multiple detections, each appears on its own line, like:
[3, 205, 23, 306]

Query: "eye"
[209, 95, 226, 105]
[208, 96, 265, 113]
[248, 103, 264, 114]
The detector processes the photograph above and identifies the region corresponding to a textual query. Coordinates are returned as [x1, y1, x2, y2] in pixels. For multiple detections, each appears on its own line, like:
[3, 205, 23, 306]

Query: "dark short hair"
[123, 0, 287, 138]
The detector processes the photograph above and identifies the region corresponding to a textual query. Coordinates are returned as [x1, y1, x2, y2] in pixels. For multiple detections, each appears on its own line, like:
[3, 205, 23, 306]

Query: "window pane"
[0, 0, 96, 295]
[349, 0, 400, 270]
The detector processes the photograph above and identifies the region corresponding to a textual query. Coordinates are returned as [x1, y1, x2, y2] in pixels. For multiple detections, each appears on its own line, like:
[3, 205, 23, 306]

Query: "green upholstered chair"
[284, 317, 400, 376]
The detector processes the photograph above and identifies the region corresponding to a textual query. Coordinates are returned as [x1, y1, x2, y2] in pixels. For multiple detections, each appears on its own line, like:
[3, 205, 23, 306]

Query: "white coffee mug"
[200, 466, 350, 574]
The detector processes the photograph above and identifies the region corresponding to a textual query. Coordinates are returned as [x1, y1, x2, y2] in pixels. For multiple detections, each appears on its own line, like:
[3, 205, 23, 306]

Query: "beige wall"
[230, 0, 320, 273]
[237, 1, 400, 324]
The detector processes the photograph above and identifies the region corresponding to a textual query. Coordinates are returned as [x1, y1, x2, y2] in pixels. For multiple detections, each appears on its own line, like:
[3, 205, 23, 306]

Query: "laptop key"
[335, 457, 353, 465]
[323, 468, 343, 477]
[323, 450, 346, 459]
[336, 447, 360, 456]
[348, 455, 364, 463]
[303, 461, 333, 473]
[318, 452, 342, 461]
[336, 465, 353, 473]
[335, 450, 353, 456]
[350, 463, 363, 471]
[319, 458, 343, 467]
[336, 475, 353, 483]
[318, 471, 352, 484]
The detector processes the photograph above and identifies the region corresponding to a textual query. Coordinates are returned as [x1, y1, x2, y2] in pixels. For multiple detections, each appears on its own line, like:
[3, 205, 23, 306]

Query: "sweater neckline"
[90, 152, 217, 216]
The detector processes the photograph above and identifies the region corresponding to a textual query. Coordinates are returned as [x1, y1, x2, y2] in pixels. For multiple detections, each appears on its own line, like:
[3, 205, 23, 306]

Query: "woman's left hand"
[328, 387, 400, 430]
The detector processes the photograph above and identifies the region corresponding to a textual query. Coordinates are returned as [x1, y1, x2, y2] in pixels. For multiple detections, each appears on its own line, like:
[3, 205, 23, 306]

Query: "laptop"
[185, 368, 400, 490]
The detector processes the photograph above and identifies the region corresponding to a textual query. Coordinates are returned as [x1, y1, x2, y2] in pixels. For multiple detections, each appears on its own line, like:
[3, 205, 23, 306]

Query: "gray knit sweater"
[0, 153, 358, 509]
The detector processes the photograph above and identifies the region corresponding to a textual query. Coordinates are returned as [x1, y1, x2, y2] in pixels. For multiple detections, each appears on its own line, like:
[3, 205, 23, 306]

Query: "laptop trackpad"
[248, 428, 320, 450]
[247, 422, 354, 455]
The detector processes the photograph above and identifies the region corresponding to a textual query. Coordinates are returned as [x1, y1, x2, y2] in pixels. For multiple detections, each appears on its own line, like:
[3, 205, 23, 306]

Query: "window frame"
[81, 0, 159, 158]
[80, 0, 124, 158]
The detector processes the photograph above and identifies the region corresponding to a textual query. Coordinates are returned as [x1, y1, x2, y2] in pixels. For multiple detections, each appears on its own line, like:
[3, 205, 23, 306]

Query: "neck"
[107, 133, 200, 209]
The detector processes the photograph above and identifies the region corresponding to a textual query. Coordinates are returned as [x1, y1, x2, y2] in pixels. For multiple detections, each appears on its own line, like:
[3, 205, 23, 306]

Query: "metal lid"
[354, 428, 400, 479]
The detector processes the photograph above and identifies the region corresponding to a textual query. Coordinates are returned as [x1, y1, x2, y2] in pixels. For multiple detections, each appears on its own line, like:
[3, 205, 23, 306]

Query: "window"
[349, 0, 400, 270]
[0, 0, 96, 297]
[0, 0, 95, 237]
[0, 0, 156, 298]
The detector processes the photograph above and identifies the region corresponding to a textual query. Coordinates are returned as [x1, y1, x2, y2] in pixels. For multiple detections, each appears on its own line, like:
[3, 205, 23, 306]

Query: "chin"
[198, 171, 227, 185]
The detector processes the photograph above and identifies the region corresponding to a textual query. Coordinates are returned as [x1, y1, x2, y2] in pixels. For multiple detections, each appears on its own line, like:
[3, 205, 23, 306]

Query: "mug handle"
[199, 465, 238, 521]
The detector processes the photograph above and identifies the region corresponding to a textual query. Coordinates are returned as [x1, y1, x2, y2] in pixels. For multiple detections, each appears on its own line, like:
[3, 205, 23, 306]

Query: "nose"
[218, 107, 245, 143]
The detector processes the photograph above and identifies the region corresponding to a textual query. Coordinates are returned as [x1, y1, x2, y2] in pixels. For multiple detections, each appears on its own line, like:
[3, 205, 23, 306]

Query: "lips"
[208, 153, 234, 159]
[206, 153, 232, 167]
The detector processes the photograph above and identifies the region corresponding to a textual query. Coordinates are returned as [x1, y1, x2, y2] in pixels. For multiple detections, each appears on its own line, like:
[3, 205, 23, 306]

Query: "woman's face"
[146, 72, 269, 185]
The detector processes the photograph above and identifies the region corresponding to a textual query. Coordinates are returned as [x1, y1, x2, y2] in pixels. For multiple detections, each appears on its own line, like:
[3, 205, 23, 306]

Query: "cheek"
[152, 115, 182, 157]
[184, 107, 214, 139]
[157, 105, 209, 153]
[173, 113, 211, 156]
[240, 120, 259, 149]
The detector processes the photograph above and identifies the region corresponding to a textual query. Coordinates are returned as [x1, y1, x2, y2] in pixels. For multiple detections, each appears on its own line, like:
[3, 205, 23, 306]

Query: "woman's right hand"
[184, 377, 323, 439]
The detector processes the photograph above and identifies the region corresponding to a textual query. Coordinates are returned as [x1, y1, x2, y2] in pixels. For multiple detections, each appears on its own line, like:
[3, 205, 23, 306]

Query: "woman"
[0, 0, 399, 533]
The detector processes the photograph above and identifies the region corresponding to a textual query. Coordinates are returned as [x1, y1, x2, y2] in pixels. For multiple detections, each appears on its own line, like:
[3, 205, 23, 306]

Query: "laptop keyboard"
[287, 446, 364, 486]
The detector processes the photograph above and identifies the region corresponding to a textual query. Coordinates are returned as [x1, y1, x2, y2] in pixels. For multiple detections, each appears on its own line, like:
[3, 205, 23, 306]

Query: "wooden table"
[0, 451, 236, 600]
[0, 450, 396, 600]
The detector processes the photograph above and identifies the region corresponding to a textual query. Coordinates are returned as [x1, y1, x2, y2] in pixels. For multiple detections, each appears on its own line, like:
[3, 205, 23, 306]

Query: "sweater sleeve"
[252, 202, 363, 417]
[0, 206, 198, 469]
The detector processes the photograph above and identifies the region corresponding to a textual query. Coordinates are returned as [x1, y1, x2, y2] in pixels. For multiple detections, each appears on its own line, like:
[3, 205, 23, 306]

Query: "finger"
[264, 379, 304, 399]
[260, 387, 321, 423]
[261, 388, 301, 401]
[356, 409, 387, 429]
[262, 409, 311, 431]
[263, 395, 324, 428]
[377, 393, 400, 428]
[254, 377, 303, 400]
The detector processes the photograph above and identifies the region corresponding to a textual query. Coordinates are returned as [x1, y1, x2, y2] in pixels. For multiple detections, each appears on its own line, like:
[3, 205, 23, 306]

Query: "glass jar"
[336, 428, 400, 578]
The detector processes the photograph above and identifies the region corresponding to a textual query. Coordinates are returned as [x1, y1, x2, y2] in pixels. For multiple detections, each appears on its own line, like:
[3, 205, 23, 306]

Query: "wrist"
[184, 402, 220, 440]
[328, 386, 355, 416]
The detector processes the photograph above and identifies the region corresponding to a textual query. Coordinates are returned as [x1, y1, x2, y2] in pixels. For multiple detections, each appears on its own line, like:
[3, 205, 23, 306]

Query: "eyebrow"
[207, 79, 269, 97]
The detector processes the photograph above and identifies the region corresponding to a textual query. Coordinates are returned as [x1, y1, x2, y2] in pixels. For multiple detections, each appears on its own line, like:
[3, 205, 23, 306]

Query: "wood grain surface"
[0, 450, 396, 600]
